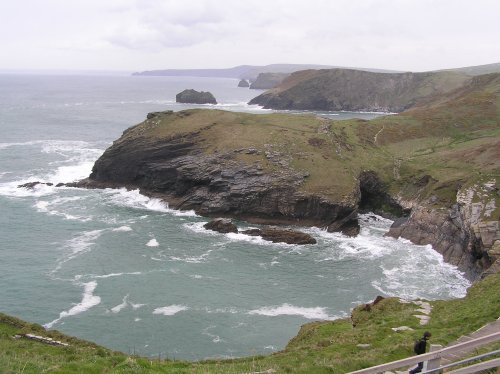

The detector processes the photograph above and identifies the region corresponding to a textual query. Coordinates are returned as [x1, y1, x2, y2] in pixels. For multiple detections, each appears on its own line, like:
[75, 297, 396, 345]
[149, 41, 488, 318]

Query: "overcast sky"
[1, 0, 499, 72]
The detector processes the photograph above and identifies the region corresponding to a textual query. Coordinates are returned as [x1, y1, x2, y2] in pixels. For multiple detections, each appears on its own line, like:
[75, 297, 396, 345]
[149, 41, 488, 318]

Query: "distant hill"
[439, 62, 500, 76]
[249, 69, 471, 112]
[132, 64, 401, 80]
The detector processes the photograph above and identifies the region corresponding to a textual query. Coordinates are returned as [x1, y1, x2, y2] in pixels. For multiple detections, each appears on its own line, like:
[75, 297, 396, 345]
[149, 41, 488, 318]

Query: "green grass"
[2, 273, 499, 373]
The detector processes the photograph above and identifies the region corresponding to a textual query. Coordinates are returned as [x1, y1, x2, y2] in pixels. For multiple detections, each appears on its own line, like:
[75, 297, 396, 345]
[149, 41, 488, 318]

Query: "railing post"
[423, 344, 442, 373]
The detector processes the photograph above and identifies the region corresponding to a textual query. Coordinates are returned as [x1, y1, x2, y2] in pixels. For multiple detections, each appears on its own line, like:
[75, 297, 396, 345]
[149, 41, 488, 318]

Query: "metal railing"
[348, 331, 500, 374]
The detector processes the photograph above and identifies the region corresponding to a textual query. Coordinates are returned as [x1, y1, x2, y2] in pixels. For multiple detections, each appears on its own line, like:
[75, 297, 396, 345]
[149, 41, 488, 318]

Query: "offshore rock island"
[78, 70, 500, 281]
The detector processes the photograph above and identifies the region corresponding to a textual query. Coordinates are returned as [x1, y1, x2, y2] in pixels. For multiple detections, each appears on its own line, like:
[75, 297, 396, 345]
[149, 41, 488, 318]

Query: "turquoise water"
[0, 74, 470, 360]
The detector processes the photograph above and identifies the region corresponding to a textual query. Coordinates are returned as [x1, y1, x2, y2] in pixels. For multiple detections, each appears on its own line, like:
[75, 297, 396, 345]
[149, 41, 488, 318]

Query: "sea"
[0, 73, 470, 360]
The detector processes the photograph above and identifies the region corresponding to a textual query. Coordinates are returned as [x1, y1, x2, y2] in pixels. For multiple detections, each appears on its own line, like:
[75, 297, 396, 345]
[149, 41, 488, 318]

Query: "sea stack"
[176, 89, 217, 104]
[238, 79, 250, 87]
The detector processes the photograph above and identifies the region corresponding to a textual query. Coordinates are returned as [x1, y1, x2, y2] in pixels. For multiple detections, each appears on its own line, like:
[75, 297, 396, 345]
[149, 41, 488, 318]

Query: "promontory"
[78, 72, 500, 280]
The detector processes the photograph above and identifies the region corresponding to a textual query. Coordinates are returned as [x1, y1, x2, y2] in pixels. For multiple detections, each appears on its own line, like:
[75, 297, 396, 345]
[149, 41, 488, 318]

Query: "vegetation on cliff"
[1, 272, 498, 373]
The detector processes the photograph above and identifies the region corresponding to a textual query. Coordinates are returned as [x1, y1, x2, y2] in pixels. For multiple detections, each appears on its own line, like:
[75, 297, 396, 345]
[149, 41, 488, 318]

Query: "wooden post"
[423, 344, 443, 373]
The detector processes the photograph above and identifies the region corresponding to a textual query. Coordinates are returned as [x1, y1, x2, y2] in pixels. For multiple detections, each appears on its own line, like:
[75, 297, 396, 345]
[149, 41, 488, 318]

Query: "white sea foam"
[111, 294, 129, 313]
[372, 241, 470, 299]
[112, 226, 132, 232]
[152, 305, 189, 316]
[90, 271, 142, 279]
[44, 281, 101, 328]
[248, 304, 333, 320]
[202, 325, 223, 343]
[131, 302, 146, 310]
[105, 188, 197, 216]
[169, 249, 213, 264]
[146, 238, 159, 247]
[33, 197, 91, 222]
[52, 230, 104, 274]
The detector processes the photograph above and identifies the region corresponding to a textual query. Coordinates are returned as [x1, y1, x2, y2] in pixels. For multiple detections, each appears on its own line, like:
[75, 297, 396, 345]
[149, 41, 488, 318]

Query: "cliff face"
[249, 69, 470, 112]
[85, 110, 361, 232]
[387, 181, 499, 279]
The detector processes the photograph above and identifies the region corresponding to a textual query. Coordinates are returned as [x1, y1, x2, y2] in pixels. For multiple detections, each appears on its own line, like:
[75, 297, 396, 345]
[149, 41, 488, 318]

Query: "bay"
[0, 74, 469, 360]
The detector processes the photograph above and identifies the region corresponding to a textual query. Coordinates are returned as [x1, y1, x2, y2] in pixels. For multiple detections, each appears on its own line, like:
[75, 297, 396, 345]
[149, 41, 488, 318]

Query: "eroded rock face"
[387, 180, 499, 279]
[84, 126, 356, 232]
[175, 89, 217, 104]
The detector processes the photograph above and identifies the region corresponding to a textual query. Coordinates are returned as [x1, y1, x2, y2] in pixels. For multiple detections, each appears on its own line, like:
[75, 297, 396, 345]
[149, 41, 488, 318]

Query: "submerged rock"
[175, 89, 217, 104]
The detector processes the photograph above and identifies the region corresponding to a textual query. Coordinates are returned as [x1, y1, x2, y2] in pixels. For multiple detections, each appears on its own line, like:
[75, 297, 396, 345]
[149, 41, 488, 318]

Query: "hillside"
[441, 62, 500, 76]
[132, 64, 400, 80]
[78, 73, 500, 280]
[1, 272, 499, 373]
[249, 69, 471, 112]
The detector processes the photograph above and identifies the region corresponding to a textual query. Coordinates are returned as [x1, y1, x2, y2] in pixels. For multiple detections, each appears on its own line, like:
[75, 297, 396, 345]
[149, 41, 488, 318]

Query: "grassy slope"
[2, 272, 499, 373]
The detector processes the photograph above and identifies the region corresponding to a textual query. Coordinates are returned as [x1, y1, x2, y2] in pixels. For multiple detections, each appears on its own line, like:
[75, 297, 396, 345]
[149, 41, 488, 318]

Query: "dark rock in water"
[18, 181, 53, 188]
[241, 229, 262, 236]
[18, 181, 42, 189]
[340, 219, 361, 237]
[55, 183, 65, 187]
[259, 227, 316, 245]
[176, 89, 217, 104]
[237, 79, 250, 88]
[204, 218, 238, 234]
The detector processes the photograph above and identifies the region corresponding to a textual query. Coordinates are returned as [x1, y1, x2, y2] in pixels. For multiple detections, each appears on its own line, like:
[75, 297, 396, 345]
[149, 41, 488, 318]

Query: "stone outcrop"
[238, 79, 250, 87]
[176, 89, 217, 104]
[249, 69, 469, 112]
[82, 111, 358, 233]
[242, 227, 317, 245]
[387, 180, 499, 279]
[204, 218, 238, 234]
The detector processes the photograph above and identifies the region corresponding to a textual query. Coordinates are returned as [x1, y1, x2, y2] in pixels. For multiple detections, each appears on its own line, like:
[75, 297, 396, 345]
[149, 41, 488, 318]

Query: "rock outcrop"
[176, 89, 217, 104]
[249, 69, 469, 112]
[238, 79, 250, 88]
[204, 218, 238, 234]
[82, 110, 358, 233]
[387, 180, 499, 279]
[242, 227, 317, 245]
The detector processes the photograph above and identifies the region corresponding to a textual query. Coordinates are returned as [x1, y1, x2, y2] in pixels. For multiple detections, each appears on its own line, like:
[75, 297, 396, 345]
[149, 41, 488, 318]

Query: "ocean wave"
[248, 303, 334, 320]
[146, 238, 159, 247]
[110, 294, 129, 313]
[44, 281, 101, 328]
[104, 188, 197, 217]
[112, 226, 133, 232]
[152, 305, 189, 316]
[52, 230, 104, 274]
[372, 242, 470, 299]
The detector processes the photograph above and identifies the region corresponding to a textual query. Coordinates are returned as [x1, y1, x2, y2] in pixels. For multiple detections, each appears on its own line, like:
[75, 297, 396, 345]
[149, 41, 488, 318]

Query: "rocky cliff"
[249, 69, 470, 112]
[83, 110, 367, 233]
[387, 180, 499, 279]
[80, 73, 499, 280]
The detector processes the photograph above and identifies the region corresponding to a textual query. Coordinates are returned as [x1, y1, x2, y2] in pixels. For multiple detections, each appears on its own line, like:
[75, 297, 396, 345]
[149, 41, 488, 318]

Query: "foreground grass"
[1, 273, 499, 373]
